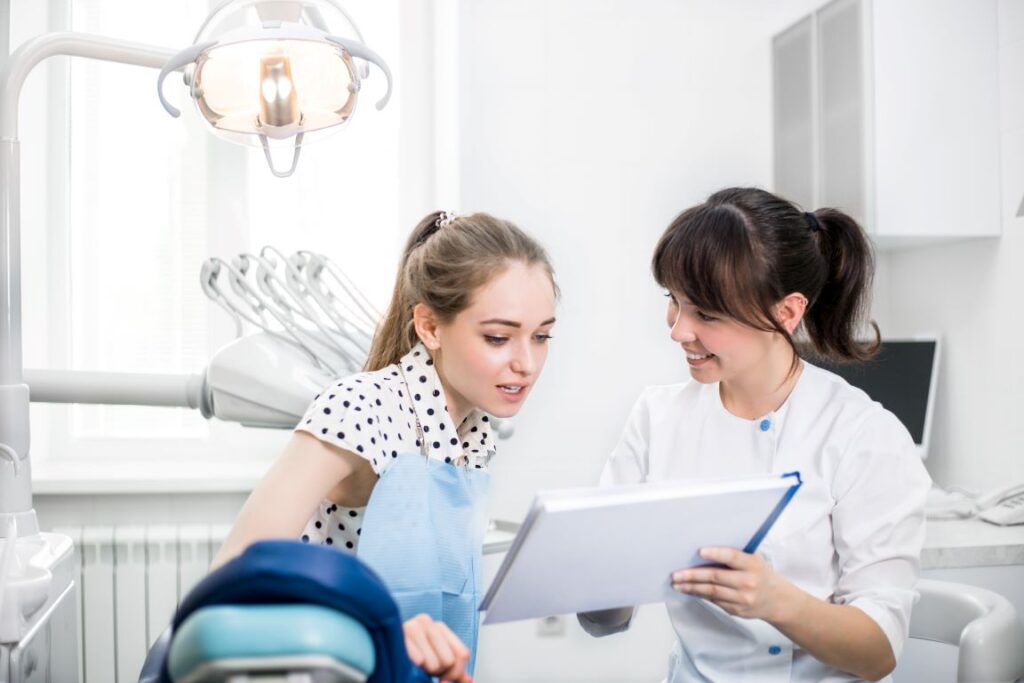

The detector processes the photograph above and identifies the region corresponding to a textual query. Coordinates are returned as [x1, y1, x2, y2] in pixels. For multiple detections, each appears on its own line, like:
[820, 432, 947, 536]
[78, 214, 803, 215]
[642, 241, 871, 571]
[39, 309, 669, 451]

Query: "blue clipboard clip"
[741, 471, 803, 554]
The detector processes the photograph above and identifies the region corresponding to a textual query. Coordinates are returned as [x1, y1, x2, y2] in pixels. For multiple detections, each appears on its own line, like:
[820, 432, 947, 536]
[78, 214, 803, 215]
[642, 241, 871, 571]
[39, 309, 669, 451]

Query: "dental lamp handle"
[327, 35, 393, 110]
[157, 41, 216, 117]
[259, 131, 305, 178]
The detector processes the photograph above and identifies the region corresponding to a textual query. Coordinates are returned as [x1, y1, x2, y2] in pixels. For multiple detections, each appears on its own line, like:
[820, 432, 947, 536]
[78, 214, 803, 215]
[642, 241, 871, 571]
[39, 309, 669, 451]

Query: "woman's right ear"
[412, 303, 441, 350]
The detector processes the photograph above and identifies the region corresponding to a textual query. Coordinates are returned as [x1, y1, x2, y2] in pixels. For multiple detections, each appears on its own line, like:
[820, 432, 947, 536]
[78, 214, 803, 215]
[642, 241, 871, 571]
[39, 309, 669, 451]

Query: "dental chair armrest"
[138, 625, 172, 683]
[912, 578, 1024, 683]
[958, 598, 1024, 682]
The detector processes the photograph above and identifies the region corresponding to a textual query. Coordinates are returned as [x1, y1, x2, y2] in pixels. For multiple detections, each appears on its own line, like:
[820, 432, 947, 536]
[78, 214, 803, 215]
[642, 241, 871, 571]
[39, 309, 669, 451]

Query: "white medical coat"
[599, 361, 931, 682]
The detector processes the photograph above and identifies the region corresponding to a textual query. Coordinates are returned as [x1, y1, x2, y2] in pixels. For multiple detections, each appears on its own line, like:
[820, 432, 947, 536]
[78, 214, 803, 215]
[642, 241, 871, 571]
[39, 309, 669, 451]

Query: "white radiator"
[53, 524, 231, 683]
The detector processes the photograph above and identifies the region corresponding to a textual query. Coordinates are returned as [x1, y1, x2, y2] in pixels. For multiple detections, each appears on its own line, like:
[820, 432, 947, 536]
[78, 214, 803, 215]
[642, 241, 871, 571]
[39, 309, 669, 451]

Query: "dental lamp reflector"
[158, 14, 391, 177]
[259, 53, 300, 129]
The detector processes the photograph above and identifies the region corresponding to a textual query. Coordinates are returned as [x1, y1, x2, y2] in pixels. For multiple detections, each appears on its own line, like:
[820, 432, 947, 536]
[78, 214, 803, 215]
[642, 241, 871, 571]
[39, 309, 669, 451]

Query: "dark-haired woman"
[580, 188, 929, 683]
[213, 211, 558, 683]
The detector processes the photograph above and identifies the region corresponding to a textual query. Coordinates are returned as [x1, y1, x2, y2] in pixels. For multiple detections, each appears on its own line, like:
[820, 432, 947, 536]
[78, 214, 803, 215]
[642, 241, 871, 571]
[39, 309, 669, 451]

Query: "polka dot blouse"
[294, 342, 496, 552]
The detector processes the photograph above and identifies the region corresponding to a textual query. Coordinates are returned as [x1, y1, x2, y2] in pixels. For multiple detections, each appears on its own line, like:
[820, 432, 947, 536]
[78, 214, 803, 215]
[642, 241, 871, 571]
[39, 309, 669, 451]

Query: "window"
[16, 0, 404, 480]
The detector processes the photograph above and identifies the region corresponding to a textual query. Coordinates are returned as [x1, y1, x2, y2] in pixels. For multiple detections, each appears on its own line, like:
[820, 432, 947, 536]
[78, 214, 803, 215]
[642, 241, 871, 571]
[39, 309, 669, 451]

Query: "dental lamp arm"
[2, 33, 177, 139]
[24, 334, 333, 430]
[0, 33, 178, 532]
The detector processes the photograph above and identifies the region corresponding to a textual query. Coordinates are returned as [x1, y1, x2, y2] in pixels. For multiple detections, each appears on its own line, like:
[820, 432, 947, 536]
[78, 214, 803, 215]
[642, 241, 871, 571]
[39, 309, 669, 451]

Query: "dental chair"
[138, 540, 431, 683]
[909, 579, 1024, 683]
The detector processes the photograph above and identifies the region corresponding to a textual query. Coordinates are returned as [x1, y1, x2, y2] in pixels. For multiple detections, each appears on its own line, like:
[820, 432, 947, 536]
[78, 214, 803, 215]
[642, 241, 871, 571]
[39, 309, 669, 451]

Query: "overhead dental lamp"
[157, 0, 393, 177]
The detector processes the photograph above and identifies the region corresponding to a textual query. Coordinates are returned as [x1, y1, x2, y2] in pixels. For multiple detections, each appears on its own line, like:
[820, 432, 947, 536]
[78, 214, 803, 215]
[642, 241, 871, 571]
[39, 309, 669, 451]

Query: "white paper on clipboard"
[479, 472, 802, 624]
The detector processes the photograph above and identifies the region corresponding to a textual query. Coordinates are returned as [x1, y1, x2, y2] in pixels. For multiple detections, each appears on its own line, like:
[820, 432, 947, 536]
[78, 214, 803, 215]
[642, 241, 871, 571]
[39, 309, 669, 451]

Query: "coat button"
[759, 419, 771, 432]
[768, 645, 782, 655]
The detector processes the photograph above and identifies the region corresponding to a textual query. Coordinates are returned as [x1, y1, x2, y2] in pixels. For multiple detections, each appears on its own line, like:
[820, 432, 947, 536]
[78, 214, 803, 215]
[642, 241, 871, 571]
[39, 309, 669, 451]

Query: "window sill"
[31, 458, 274, 495]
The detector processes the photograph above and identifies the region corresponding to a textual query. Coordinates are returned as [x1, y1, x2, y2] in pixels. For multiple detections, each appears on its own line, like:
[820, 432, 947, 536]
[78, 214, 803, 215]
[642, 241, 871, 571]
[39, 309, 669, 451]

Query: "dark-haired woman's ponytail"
[363, 211, 447, 371]
[803, 208, 880, 362]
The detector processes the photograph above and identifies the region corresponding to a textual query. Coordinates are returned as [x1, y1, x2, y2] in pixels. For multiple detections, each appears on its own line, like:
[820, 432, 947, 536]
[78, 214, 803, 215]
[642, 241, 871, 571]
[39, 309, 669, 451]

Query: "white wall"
[456, 2, 831, 680]
[876, 0, 1024, 494]
[458, 0, 833, 516]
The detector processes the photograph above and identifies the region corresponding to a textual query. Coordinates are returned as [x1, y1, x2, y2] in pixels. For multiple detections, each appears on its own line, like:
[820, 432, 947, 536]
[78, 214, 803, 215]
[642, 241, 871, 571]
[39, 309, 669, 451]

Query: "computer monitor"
[805, 337, 940, 460]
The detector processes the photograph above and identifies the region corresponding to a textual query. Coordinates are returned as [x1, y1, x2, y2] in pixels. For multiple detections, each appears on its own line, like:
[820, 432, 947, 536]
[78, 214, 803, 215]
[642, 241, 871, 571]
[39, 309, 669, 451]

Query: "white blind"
[69, 0, 212, 439]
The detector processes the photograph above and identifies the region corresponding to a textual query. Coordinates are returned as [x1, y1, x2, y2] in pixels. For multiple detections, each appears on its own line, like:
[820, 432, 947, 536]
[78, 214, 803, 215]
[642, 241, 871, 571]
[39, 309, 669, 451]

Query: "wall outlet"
[536, 614, 566, 637]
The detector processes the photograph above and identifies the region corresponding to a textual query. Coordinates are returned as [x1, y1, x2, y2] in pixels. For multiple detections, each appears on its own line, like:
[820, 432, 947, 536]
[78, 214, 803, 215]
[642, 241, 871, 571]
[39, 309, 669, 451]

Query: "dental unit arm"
[23, 333, 334, 430]
[22, 244, 380, 429]
[0, 32, 185, 679]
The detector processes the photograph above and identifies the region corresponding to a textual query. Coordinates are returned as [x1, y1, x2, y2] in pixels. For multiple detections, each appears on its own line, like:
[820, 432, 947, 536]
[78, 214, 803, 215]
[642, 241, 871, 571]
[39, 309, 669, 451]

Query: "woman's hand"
[671, 547, 803, 623]
[403, 613, 473, 683]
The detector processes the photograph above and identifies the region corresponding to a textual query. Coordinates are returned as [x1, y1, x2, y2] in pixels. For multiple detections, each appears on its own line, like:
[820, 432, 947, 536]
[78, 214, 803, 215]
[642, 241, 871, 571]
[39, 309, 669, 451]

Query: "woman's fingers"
[405, 636, 424, 667]
[673, 580, 744, 604]
[673, 566, 750, 589]
[699, 546, 758, 569]
[404, 613, 472, 682]
[435, 620, 471, 659]
[441, 673, 474, 683]
[404, 616, 440, 672]
[432, 620, 472, 683]
[424, 621, 460, 676]
[414, 629, 440, 672]
[671, 550, 786, 621]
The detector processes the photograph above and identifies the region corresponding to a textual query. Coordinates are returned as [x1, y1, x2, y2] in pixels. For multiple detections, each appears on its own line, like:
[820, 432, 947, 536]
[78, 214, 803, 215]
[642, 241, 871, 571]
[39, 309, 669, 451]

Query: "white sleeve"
[830, 409, 931, 660]
[598, 389, 653, 487]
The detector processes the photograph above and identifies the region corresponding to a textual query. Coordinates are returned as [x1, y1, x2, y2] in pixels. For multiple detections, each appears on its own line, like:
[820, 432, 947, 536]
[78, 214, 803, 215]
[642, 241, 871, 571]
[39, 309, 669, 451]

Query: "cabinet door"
[817, 0, 867, 226]
[871, 0, 1000, 239]
[773, 16, 816, 211]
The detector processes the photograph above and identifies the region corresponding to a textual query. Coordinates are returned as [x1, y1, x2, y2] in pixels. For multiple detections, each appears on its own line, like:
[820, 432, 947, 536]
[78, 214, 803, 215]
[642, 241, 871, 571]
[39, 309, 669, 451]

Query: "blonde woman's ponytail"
[364, 211, 556, 371]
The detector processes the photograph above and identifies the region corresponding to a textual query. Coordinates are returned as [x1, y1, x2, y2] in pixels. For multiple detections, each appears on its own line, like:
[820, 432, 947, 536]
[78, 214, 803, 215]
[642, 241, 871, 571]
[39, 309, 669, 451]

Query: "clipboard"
[479, 472, 802, 624]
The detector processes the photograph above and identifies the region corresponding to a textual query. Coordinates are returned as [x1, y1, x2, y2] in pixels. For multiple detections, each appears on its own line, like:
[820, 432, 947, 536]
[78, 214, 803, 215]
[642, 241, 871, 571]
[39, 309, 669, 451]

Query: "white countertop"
[482, 519, 519, 555]
[923, 517, 1024, 569]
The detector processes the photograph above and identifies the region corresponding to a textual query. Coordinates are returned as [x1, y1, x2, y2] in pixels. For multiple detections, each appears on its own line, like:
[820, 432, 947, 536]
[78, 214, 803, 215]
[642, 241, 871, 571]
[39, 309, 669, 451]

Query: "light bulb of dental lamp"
[157, 0, 391, 178]
[258, 53, 300, 130]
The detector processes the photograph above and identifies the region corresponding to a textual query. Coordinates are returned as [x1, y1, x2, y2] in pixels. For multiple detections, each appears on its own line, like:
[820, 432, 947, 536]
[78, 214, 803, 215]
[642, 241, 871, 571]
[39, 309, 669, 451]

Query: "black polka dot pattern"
[294, 341, 497, 553]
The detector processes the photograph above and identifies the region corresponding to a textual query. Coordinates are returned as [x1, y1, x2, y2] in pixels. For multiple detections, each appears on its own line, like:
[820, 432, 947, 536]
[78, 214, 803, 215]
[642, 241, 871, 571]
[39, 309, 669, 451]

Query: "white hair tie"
[436, 211, 458, 229]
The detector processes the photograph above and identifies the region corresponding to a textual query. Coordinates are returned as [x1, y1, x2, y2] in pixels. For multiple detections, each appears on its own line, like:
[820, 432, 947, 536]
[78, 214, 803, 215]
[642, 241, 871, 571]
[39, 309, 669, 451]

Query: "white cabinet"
[773, 0, 1001, 246]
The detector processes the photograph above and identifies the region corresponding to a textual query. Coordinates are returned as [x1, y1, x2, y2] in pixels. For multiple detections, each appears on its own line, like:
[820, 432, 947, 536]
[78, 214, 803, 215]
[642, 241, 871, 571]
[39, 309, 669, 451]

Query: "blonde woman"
[215, 211, 558, 683]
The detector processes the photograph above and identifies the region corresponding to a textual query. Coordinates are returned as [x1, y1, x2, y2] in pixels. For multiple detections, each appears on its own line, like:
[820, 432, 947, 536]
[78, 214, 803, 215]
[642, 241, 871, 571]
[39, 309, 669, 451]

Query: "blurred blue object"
[138, 540, 430, 683]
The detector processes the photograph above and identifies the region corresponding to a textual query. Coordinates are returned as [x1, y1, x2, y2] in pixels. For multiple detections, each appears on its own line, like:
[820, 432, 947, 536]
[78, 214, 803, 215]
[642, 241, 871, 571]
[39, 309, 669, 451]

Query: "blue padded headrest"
[158, 540, 427, 683]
